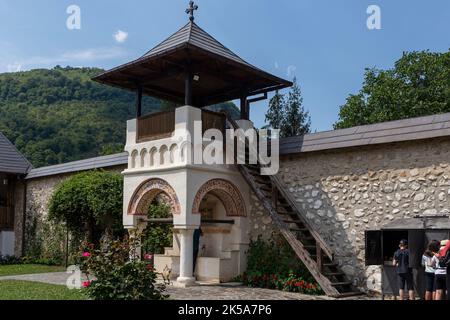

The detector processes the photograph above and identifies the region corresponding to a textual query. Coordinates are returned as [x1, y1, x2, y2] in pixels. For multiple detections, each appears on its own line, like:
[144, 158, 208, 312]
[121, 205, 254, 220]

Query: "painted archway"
[128, 178, 180, 216]
[192, 179, 247, 217]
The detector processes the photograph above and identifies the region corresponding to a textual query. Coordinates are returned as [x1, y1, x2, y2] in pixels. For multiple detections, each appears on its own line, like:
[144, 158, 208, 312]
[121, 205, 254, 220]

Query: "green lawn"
[0, 264, 65, 277]
[0, 280, 86, 300]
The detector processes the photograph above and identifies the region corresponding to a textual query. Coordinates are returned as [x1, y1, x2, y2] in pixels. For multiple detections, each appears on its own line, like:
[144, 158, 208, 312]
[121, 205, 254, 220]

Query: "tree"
[334, 50, 450, 129]
[265, 90, 285, 130]
[142, 202, 173, 255]
[282, 77, 311, 137]
[48, 170, 123, 243]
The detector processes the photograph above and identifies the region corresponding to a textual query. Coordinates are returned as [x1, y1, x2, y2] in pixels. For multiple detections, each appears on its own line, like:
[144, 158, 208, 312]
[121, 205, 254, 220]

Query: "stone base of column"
[175, 276, 197, 288]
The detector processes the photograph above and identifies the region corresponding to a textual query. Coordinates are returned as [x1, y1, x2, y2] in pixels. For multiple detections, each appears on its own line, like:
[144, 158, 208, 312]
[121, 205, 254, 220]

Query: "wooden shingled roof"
[92, 22, 292, 106]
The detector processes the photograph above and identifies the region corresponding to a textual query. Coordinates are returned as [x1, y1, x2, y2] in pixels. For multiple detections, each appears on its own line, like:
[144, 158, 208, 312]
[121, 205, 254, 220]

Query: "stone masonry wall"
[249, 137, 450, 292]
[23, 166, 125, 260]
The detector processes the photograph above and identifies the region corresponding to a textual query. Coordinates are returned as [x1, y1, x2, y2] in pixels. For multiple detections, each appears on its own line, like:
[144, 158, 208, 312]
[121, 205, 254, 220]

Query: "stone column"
[176, 227, 196, 287]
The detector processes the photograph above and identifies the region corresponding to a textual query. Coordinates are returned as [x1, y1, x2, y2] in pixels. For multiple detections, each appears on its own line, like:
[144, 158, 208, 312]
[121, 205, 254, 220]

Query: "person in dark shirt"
[393, 239, 415, 300]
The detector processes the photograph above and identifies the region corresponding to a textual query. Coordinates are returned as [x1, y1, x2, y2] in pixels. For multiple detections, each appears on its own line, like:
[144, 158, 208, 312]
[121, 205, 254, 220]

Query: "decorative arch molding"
[128, 178, 180, 216]
[192, 179, 247, 217]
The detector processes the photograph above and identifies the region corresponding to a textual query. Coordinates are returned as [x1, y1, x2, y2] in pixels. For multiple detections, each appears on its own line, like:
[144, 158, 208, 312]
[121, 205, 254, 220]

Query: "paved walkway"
[0, 272, 371, 300]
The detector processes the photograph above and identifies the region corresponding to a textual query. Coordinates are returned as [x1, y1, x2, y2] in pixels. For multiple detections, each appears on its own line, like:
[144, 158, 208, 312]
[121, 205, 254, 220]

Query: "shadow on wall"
[278, 138, 450, 291]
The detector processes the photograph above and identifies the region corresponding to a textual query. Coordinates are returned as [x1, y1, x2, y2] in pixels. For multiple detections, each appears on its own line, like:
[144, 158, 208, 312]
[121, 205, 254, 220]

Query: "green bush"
[79, 237, 168, 300]
[142, 202, 173, 255]
[241, 236, 322, 295]
[48, 170, 124, 244]
[0, 255, 22, 265]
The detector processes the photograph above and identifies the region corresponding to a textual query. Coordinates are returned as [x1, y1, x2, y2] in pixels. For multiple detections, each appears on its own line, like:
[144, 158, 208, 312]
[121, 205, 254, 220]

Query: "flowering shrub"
[240, 272, 322, 295]
[78, 236, 168, 300]
[240, 236, 323, 295]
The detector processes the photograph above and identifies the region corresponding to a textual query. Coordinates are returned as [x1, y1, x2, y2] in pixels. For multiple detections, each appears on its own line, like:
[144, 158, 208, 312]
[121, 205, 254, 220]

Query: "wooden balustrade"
[136, 109, 226, 143]
[201, 109, 226, 136]
[137, 110, 176, 143]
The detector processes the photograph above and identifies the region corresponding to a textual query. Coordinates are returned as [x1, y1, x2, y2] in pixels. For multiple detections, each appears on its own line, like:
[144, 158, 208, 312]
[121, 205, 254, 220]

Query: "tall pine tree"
[265, 90, 285, 130]
[281, 77, 311, 137]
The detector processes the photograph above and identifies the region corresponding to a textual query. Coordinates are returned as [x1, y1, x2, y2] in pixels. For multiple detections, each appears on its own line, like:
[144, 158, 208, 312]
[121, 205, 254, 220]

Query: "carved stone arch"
[180, 141, 192, 164]
[128, 178, 181, 216]
[159, 145, 169, 165]
[149, 147, 157, 166]
[130, 150, 138, 168]
[192, 179, 246, 217]
[169, 143, 179, 164]
[140, 148, 148, 168]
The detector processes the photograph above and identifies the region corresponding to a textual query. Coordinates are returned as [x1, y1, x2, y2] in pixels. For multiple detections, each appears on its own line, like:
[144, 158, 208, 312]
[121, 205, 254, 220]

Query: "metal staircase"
[226, 116, 362, 298]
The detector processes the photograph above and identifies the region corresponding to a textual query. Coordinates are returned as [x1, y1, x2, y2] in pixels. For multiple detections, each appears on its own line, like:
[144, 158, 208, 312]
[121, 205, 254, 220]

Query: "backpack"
[443, 250, 450, 267]
[437, 251, 449, 268]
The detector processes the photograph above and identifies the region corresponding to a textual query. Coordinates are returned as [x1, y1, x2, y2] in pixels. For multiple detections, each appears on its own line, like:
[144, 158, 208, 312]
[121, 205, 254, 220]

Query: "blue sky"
[0, 0, 448, 131]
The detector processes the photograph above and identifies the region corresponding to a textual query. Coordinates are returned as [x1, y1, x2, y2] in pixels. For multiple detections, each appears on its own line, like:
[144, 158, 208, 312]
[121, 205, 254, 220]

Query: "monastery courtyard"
[0, 271, 376, 300]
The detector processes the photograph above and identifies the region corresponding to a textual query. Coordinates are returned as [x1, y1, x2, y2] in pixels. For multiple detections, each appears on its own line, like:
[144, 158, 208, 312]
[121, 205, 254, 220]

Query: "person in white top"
[422, 240, 440, 300]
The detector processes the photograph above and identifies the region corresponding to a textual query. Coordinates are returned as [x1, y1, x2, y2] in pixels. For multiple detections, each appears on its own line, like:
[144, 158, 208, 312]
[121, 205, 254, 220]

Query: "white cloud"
[274, 61, 279, 69]
[287, 65, 297, 78]
[61, 47, 127, 61]
[6, 62, 22, 72]
[0, 47, 128, 72]
[114, 30, 128, 43]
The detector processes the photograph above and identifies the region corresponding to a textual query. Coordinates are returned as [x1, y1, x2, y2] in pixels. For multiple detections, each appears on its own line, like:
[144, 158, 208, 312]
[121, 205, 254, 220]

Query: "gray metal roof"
[142, 22, 253, 69]
[26, 152, 128, 180]
[280, 113, 450, 155]
[24, 112, 450, 180]
[0, 132, 32, 174]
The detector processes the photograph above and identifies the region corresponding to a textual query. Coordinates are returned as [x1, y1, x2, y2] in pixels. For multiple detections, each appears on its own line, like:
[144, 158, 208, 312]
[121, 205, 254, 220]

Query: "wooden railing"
[137, 110, 176, 143]
[136, 109, 226, 143]
[202, 109, 226, 136]
[0, 206, 14, 230]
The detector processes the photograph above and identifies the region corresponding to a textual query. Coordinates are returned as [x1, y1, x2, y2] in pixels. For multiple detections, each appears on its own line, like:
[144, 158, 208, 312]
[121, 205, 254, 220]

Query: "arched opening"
[127, 179, 180, 263]
[128, 178, 180, 216]
[192, 179, 247, 217]
[190, 179, 247, 282]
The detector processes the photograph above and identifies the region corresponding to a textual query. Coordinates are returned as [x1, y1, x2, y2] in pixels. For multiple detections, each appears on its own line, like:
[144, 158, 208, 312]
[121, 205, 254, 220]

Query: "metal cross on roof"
[186, 1, 198, 22]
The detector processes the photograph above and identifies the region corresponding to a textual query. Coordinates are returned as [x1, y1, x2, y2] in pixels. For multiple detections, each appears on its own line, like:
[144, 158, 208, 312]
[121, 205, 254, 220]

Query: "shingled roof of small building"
[0, 132, 32, 174]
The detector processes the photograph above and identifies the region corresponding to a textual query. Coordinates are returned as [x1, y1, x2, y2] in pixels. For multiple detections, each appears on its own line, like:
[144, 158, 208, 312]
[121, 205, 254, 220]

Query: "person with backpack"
[439, 240, 450, 300]
[432, 240, 449, 300]
[422, 240, 440, 300]
[393, 239, 415, 300]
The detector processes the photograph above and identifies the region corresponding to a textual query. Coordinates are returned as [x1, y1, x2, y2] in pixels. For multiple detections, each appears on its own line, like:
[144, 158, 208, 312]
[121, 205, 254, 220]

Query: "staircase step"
[254, 176, 271, 184]
[290, 228, 308, 232]
[245, 165, 260, 171]
[282, 219, 303, 224]
[323, 263, 338, 267]
[335, 291, 365, 298]
[331, 282, 352, 287]
[324, 272, 345, 277]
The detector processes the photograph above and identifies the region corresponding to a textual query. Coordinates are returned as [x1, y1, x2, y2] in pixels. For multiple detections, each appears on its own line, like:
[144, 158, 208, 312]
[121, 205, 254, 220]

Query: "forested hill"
[0, 66, 239, 168]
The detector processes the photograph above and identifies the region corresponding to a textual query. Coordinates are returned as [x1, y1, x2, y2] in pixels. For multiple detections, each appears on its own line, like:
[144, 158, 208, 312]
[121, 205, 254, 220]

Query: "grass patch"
[0, 280, 86, 300]
[0, 264, 65, 277]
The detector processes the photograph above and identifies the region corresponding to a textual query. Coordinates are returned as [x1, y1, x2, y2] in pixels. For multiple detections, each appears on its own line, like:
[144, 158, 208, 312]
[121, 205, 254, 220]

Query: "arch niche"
[192, 179, 247, 217]
[128, 178, 181, 216]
